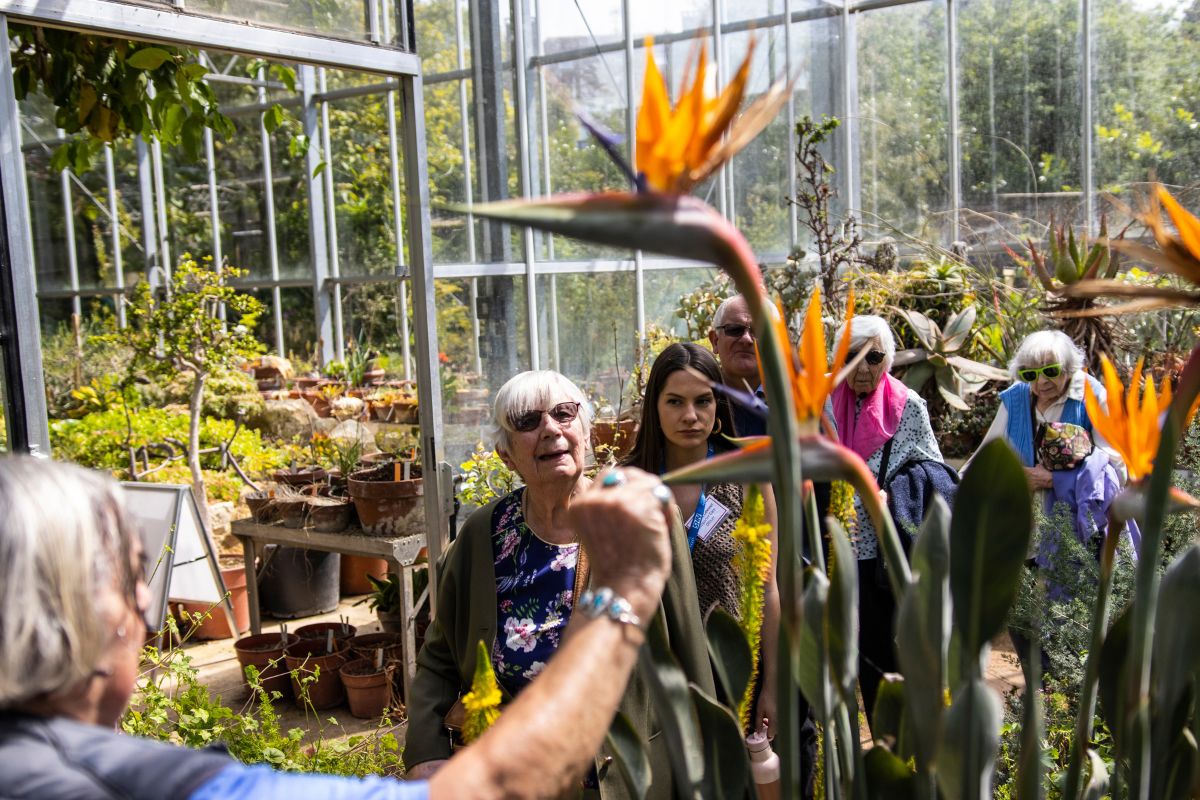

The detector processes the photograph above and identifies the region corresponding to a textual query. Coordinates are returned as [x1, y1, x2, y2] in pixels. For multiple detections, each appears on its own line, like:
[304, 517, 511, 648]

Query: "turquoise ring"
[601, 471, 626, 488]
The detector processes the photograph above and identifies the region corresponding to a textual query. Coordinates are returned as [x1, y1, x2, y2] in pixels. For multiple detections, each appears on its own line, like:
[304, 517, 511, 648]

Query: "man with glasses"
[708, 294, 768, 437]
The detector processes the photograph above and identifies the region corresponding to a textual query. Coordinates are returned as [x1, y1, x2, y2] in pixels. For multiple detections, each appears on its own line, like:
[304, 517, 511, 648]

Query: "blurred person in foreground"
[0, 456, 677, 800]
[406, 370, 711, 797]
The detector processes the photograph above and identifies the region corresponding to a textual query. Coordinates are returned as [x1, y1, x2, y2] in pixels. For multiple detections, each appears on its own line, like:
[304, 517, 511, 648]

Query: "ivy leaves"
[8, 24, 235, 172]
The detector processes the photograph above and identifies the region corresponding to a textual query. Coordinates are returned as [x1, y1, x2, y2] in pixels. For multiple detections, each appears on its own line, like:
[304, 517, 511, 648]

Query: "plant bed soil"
[233, 632, 299, 699]
[284, 637, 349, 709]
[295, 621, 358, 641]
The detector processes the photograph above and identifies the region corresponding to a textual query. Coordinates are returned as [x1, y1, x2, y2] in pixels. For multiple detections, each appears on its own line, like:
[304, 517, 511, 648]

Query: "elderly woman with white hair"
[406, 371, 712, 798]
[0, 456, 689, 800]
[973, 331, 1128, 552]
[828, 314, 944, 729]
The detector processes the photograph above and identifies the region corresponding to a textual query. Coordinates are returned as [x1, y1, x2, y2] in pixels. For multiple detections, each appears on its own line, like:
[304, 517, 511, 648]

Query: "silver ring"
[652, 484, 673, 505]
[601, 470, 627, 488]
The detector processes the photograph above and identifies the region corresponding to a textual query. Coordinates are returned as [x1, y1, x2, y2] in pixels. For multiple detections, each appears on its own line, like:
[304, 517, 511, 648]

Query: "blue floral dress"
[489, 487, 578, 695]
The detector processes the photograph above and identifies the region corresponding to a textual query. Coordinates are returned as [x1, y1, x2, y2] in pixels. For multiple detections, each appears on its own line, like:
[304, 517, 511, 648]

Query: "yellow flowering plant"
[461, 640, 502, 745]
[730, 485, 772, 730]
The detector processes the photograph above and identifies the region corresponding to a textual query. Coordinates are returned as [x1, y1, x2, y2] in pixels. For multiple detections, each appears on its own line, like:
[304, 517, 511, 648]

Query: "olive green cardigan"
[404, 494, 715, 798]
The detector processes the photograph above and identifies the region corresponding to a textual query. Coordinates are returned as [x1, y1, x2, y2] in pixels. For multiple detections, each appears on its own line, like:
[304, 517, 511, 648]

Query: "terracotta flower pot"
[295, 620, 358, 642]
[172, 565, 250, 641]
[591, 418, 638, 460]
[234, 632, 299, 699]
[340, 659, 395, 718]
[245, 491, 277, 524]
[284, 638, 349, 709]
[348, 463, 424, 537]
[306, 498, 351, 532]
[340, 555, 390, 595]
[276, 498, 308, 529]
[272, 467, 328, 487]
[348, 632, 403, 661]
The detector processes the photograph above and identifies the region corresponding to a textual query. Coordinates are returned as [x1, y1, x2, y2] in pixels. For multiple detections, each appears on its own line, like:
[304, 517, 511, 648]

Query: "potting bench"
[230, 519, 427, 703]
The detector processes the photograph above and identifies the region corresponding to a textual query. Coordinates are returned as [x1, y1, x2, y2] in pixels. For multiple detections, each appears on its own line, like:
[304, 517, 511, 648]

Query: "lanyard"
[675, 443, 715, 552]
[686, 489, 708, 552]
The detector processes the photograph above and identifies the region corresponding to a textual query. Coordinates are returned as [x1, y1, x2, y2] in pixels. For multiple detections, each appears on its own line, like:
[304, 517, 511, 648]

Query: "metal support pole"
[623, 0, 645, 339]
[56, 131, 81, 318]
[1080, 0, 1094, 233]
[385, 91, 413, 380]
[300, 65, 335, 366]
[151, 140, 171, 278]
[785, 0, 798, 248]
[257, 71, 286, 357]
[203, 127, 226, 323]
[397, 72, 448, 607]
[549, 273, 560, 371]
[512, 0, 539, 369]
[456, 0, 482, 376]
[711, 0, 728, 218]
[136, 138, 160, 292]
[946, 0, 960, 243]
[103, 145, 126, 328]
[317, 68, 345, 361]
[842, 2, 860, 214]
[0, 14, 50, 454]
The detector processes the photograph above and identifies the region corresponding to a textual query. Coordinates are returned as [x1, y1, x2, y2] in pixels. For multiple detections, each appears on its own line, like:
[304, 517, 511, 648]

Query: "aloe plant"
[890, 306, 1010, 410]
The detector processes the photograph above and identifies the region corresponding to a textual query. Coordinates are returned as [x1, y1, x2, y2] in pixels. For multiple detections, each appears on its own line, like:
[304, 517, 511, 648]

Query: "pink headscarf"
[831, 372, 908, 461]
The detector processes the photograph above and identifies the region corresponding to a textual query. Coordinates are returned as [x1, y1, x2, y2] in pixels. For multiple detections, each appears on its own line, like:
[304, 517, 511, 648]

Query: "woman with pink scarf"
[828, 315, 943, 730]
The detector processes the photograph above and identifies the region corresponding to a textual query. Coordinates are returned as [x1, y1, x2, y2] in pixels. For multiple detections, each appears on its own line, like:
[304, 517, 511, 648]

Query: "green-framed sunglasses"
[1017, 363, 1063, 382]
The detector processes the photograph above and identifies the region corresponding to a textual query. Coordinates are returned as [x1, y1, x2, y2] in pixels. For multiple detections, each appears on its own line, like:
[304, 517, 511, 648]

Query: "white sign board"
[121, 483, 233, 632]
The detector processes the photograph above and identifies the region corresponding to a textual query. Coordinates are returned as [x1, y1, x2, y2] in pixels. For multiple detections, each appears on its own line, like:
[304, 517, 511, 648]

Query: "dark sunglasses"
[1017, 363, 1062, 382]
[850, 349, 887, 366]
[716, 324, 755, 340]
[510, 401, 582, 432]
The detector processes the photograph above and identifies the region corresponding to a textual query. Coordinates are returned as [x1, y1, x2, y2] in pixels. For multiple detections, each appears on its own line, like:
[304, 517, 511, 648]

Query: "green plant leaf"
[1152, 545, 1200, 720]
[796, 567, 832, 719]
[126, 47, 173, 70]
[895, 496, 951, 770]
[605, 712, 651, 800]
[637, 613, 704, 794]
[690, 685, 751, 799]
[870, 675, 908, 748]
[826, 518, 859, 699]
[937, 677, 1002, 800]
[1159, 728, 1199, 800]
[705, 608, 753, 709]
[895, 307, 941, 351]
[263, 103, 285, 134]
[1082, 748, 1110, 800]
[864, 743, 916, 800]
[1097, 605, 1133, 759]
[941, 305, 976, 353]
[935, 367, 970, 411]
[902, 361, 936, 393]
[950, 439, 1032, 665]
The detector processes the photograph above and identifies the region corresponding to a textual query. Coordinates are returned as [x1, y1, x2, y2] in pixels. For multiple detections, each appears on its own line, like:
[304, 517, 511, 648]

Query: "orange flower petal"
[1158, 186, 1200, 263]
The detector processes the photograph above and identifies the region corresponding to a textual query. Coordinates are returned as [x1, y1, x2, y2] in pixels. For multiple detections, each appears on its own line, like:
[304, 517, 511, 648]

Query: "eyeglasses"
[1017, 363, 1063, 382]
[510, 401, 582, 432]
[715, 324, 755, 340]
[850, 349, 887, 366]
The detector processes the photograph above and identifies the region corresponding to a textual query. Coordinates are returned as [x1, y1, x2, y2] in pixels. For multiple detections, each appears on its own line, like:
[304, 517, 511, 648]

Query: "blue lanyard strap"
[686, 489, 707, 552]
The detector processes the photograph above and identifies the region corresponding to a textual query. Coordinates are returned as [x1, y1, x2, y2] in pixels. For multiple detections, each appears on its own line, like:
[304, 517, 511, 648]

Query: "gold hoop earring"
[713, 418, 723, 435]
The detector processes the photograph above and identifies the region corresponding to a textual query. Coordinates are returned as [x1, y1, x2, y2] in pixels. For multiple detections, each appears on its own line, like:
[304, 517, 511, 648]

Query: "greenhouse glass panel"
[627, 0, 711, 40]
[958, 0, 1083, 235]
[643, 265, 722, 341]
[213, 112, 271, 281]
[439, 275, 530, 465]
[328, 92, 401, 278]
[340, 280, 410, 364]
[856, 1, 951, 242]
[185, 0, 373, 45]
[728, 26, 791, 259]
[24, 143, 70, 293]
[424, 77, 475, 265]
[268, 125, 313, 281]
[416, 0, 466, 70]
[162, 139, 215, 273]
[1093, 0, 1200, 225]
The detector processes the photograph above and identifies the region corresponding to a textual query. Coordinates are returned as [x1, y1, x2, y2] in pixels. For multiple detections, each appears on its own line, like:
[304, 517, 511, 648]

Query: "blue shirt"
[190, 763, 429, 799]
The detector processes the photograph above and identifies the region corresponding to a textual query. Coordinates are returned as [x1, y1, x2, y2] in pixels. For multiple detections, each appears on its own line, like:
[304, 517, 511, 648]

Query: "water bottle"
[746, 724, 780, 800]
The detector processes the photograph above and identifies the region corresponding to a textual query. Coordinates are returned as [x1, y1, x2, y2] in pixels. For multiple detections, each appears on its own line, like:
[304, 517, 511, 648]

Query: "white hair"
[487, 370, 593, 452]
[0, 457, 139, 709]
[712, 294, 749, 329]
[1010, 330, 1085, 381]
[835, 314, 897, 372]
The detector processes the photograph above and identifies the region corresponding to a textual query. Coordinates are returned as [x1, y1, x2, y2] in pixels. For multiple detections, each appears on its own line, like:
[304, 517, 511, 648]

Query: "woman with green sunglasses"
[973, 330, 1126, 487]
